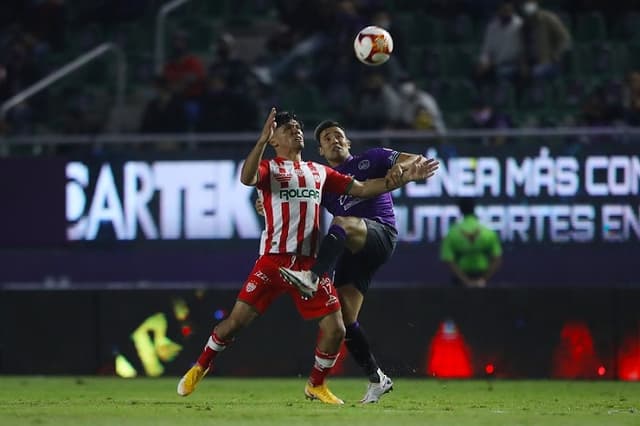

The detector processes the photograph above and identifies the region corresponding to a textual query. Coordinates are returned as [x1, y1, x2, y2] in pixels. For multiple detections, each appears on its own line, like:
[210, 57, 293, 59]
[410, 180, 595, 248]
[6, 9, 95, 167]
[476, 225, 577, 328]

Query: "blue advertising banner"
[0, 140, 638, 287]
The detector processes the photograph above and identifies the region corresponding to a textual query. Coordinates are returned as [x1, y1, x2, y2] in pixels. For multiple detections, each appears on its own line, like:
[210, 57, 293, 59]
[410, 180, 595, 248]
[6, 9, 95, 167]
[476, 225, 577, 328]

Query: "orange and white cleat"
[177, 364, 209, 396]
[304, 382, 344, 405]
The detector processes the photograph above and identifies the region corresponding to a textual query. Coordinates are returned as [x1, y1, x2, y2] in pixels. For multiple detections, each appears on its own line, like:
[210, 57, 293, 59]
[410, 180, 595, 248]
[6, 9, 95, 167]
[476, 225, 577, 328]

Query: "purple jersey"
[321, 147, 399, 229]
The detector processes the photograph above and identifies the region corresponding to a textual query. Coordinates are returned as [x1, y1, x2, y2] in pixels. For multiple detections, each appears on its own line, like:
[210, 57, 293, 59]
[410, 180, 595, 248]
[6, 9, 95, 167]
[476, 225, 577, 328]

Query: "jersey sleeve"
[255, 160, 270, 190]
[369, 147, 400, 170]
[323, 165, 354, 195]
[440, 229, 456, 262]
[488, 230, 503, 258]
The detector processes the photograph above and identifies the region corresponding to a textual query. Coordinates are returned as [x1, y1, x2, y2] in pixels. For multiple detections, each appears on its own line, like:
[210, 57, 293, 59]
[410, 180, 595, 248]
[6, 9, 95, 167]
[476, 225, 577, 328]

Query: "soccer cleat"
[304, 382, 344, 405]
[360, 369, 394, 403]
[279, 267, 319, 298]
[177, 364, 209, 396]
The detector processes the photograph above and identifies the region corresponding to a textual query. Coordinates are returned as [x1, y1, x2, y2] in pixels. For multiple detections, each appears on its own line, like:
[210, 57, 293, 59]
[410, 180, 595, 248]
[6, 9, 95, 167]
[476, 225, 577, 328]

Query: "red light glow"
[426, 320, 473, 378]
[597, 366, 606, 376]
[485, 364, 495, 375]
[552, 321, 601, 379]
[617, 334, 640, 381]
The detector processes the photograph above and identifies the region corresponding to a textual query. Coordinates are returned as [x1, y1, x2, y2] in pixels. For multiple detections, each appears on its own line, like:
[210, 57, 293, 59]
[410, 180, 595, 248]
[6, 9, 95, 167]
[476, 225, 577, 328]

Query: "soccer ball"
[353, 26, 394, 66]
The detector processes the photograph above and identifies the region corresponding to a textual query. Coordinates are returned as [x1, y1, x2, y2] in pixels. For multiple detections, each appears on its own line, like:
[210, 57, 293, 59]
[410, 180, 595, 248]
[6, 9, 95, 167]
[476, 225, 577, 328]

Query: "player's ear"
[269, 133, 279, 148]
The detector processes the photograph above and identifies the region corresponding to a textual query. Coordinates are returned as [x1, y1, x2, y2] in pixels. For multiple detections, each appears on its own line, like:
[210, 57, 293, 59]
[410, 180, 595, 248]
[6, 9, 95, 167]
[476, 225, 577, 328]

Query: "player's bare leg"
[177, 301, 258, 396]
[304, 310, 346, 404]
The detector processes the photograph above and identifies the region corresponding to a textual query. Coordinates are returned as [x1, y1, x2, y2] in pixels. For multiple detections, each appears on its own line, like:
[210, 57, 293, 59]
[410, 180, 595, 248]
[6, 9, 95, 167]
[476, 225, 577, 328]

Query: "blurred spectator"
[0, 31, 49, 133]
[351, 72, 401, 129]
[273, 0, 334, 39]
[397, 77, 446, 133]
[580, 85, 622, 127]
[59, 87, 104, 134]
[519, 0, 572, 81]
[368, 8, 407, 83]
[467, 98, 513, 144]
[623, 70, 640, 126]
[476, 1, 522, 86]
[468, 98, 513, 130]
[209, 33, 252, 93]
[140, 76, 187, 133]
[315, 50, 358, 114]
[197, 72, 258, 132]
[163, 31, 206, 99]
[371, 9, 408, 68]
[440, 197, 502, 288]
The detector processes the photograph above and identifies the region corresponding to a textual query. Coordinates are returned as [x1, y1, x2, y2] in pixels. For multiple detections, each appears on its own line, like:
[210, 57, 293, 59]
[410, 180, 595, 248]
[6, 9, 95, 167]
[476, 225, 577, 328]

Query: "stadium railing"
[1, 127, 640, 152]
[154, 0, 192, 74]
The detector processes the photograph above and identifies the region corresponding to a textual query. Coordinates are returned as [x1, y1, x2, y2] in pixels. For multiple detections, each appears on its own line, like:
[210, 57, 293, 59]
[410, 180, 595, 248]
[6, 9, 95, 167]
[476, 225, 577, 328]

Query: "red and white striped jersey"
[256, 157, 353, 256]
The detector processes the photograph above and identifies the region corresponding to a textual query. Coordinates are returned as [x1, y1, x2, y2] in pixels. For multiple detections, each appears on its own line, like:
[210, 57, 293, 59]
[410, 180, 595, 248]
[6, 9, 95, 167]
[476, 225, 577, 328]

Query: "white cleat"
[278, 267, 319, 298]
[360, 369, 394, 403]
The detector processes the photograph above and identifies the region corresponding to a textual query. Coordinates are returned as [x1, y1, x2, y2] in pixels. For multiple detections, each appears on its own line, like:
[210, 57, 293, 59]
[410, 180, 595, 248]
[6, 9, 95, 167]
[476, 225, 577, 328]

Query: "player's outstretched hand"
[401, 156, 439, 183]
[258, 107, 277, 145]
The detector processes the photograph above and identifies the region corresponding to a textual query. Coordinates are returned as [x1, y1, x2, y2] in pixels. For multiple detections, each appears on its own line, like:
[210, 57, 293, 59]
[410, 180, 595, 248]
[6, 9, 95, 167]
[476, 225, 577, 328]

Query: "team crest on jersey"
[358, 159, 370, 170]
[245, 281, 258, 292]
[275, 172, 292, 183]
[294, 168, 305, 177]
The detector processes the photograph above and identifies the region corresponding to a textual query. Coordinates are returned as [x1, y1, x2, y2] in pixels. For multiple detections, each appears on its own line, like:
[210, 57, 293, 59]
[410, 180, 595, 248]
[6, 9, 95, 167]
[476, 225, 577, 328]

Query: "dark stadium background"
[0, 0, 638, 381]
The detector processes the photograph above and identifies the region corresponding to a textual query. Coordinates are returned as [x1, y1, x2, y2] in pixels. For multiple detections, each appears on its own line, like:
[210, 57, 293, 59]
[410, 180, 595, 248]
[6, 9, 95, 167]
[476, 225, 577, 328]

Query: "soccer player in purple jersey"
[279, 120, 430, 403]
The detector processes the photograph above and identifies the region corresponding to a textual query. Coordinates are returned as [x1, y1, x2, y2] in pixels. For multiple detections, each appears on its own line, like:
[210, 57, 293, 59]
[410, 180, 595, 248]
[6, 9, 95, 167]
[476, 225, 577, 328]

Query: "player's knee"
[331, 216, 363, 236]
[328, 322, 346, 344]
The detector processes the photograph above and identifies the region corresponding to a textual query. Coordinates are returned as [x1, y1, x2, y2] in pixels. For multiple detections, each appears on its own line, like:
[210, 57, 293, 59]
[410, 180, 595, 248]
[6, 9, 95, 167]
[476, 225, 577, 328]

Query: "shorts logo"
[325, 295, 339, 307]
[255, 271, 269, 282]
[245, 281, 258, 292]
[358, 160, 370, 170]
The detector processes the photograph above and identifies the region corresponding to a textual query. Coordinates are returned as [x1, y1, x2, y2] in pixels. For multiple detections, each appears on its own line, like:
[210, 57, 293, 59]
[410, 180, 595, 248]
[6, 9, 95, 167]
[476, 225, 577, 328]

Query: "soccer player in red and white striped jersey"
[178, 108, 434, 403]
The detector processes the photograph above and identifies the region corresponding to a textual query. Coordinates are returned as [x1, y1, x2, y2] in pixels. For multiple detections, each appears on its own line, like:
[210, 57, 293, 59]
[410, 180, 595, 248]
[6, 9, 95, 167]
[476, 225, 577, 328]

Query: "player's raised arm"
[240, 108, 277, 186]
[347, 156, 439, 198]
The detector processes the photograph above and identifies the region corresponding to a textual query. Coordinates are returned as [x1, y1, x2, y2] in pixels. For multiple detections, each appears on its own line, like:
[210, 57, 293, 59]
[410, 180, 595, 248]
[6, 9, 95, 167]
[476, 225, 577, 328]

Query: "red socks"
[308, 348, 339, 386]
[196, 331, 229, 369]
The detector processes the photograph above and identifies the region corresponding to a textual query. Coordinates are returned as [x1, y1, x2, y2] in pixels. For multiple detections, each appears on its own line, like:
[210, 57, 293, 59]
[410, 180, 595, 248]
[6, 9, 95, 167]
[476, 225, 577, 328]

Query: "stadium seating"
[3, 0, 640, 133]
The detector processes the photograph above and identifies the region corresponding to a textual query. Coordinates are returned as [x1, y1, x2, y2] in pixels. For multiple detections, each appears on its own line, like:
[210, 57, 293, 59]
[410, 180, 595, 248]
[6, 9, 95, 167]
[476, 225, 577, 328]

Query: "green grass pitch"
[0, 377, 638, 425]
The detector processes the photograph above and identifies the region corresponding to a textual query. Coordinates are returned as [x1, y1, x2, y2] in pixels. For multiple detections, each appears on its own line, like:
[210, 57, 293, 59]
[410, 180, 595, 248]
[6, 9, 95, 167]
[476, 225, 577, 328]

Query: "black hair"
[314, 120, 345, 142]
[458, 197, 476, 216]
[274, 111, 302, 129]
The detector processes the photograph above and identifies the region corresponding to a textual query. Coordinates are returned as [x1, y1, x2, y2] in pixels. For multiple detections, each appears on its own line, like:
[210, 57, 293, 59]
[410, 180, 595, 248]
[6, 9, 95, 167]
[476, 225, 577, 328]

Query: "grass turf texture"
[0, 377, 638, 425]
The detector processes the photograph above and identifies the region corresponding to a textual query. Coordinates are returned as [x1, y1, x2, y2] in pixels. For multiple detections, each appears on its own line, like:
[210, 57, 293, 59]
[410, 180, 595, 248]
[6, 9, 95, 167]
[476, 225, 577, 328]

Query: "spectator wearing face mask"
[397, 77, 446, 134]
[476, 1, 523, 86]
[519, 0, 572, 81]
[467, 98, 513, 145]
[352, 72, 401, 130]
